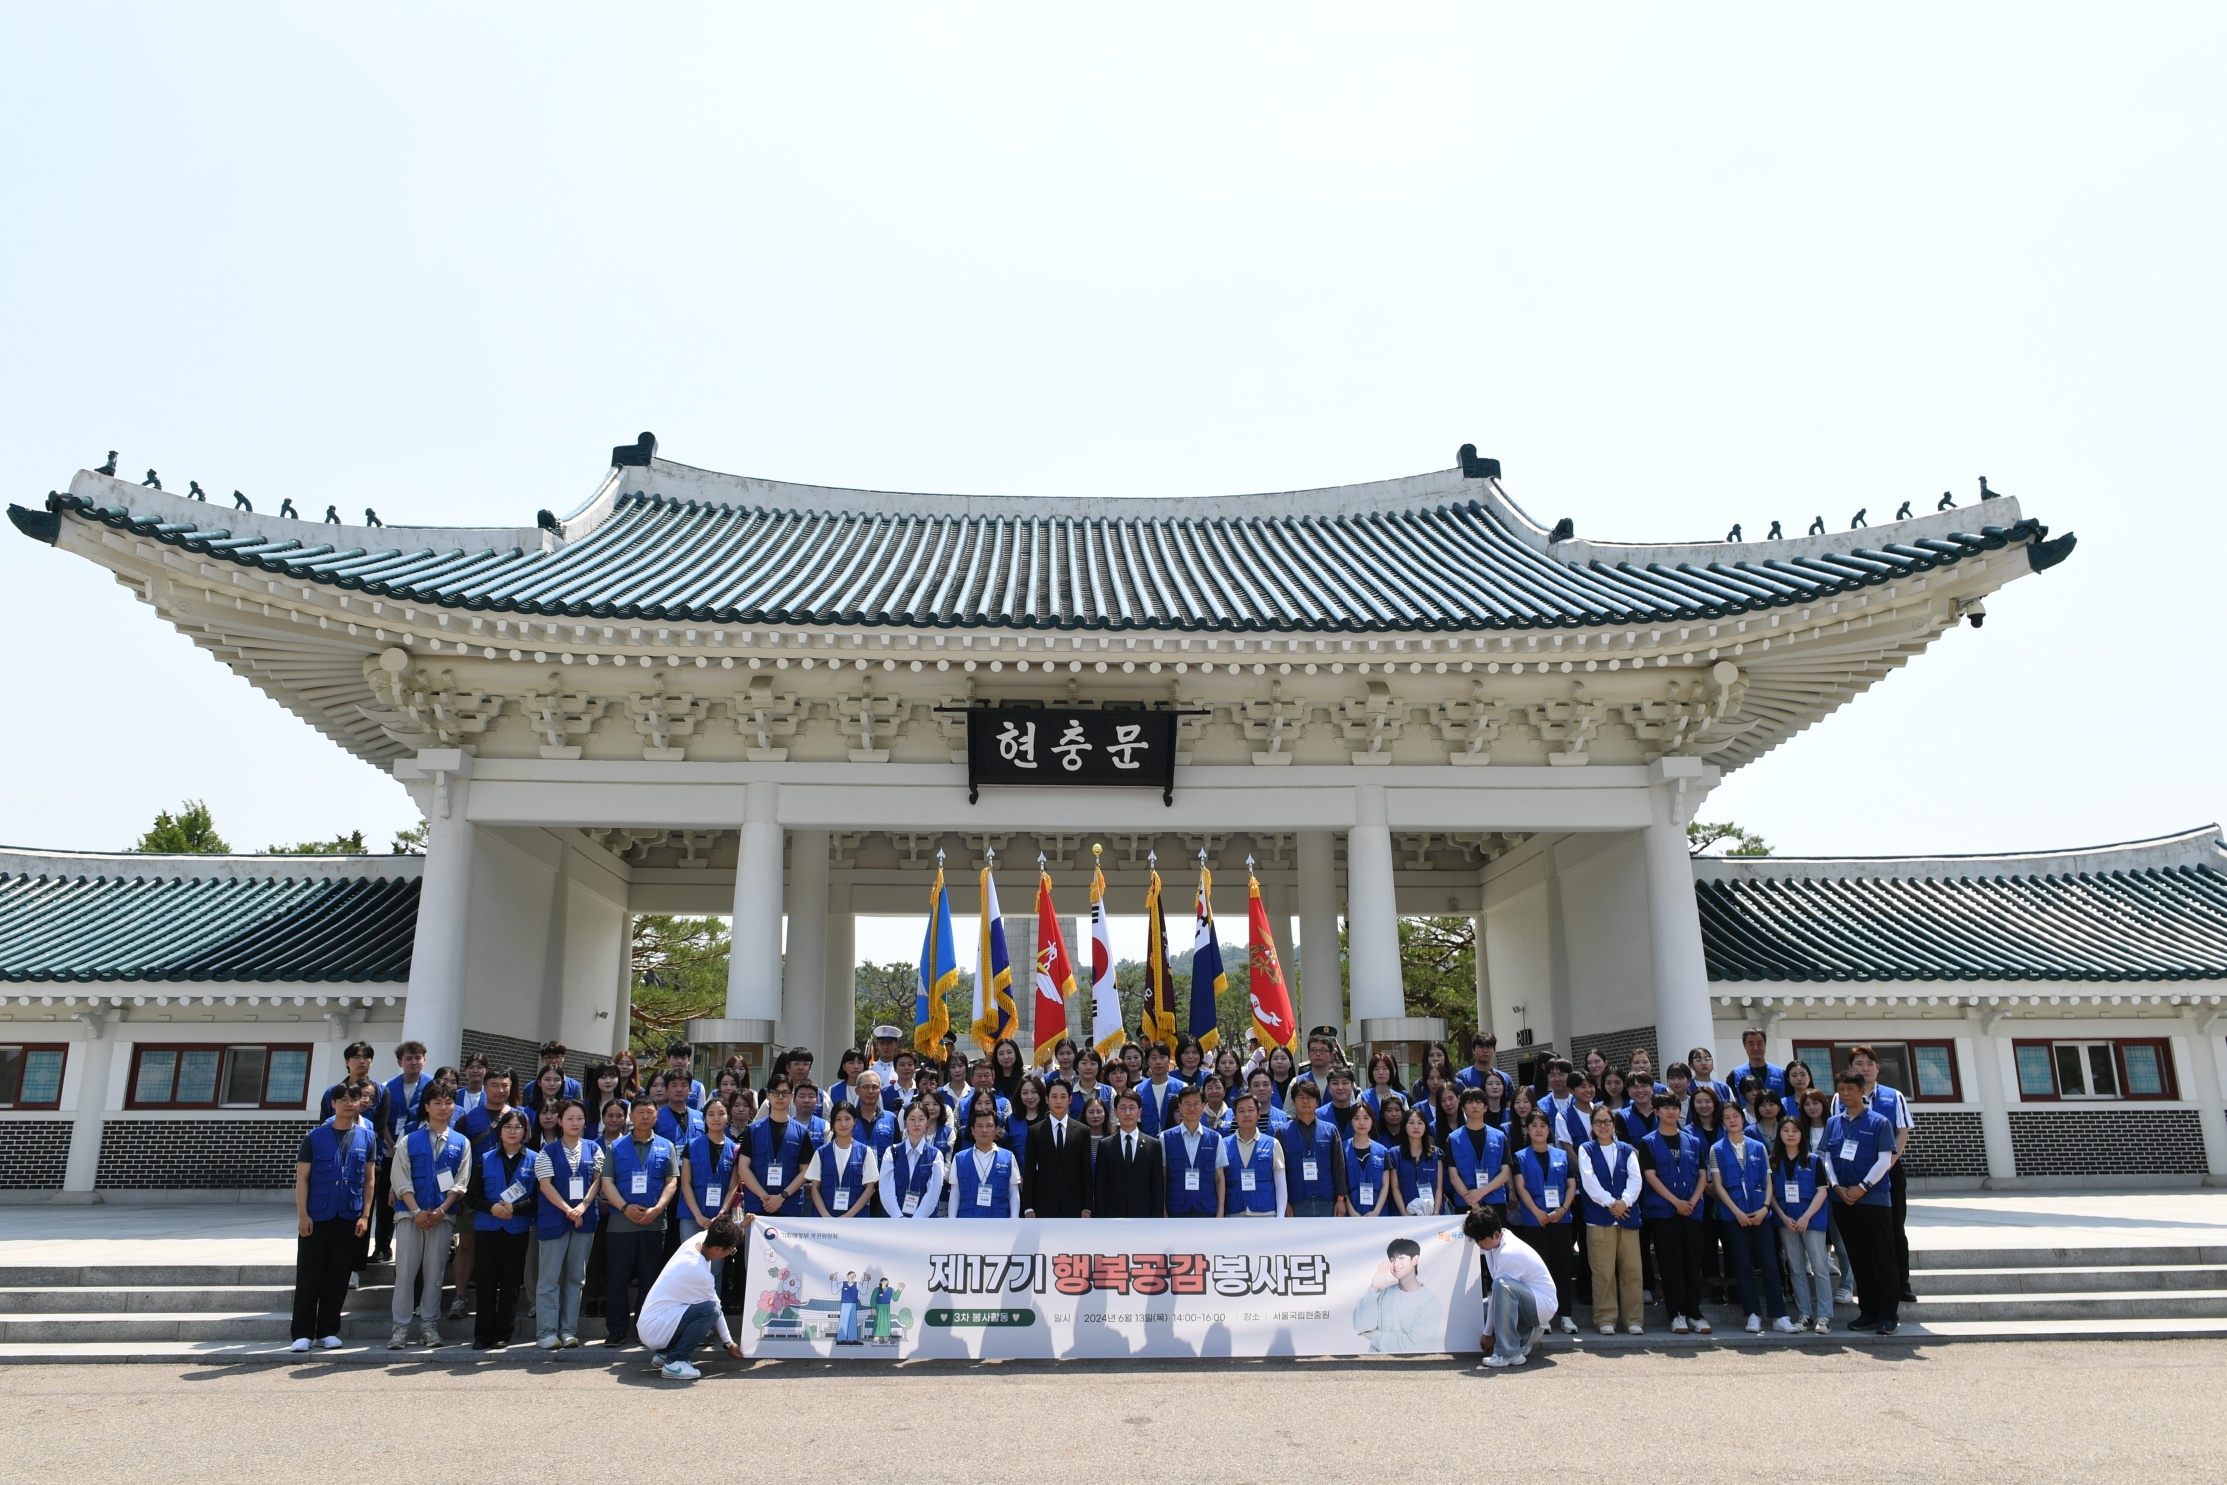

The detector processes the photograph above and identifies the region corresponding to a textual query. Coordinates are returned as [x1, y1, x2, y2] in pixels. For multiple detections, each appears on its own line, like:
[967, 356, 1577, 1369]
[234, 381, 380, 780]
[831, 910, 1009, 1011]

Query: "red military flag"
[1033, 869, 1079, 1068]
[1246, 869, 1298, 1054]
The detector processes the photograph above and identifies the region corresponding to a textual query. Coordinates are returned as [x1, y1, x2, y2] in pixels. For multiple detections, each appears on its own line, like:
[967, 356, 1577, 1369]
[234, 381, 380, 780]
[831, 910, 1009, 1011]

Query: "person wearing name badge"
[1637, 1093, 1710, 1335]
[1509, 1111, 1580, 1333]
[1136, 1042, 1182, 1138]
[1770, 1114, 1835, 1333]
[448, 1064, 516, 1319]
[1466, 1206, 1560, 1369]
[656, 1073, 706, 1146]
[1023, 1078, 1093, 1218]
[882, 1100, 948, 1219]
[1093, 1090, 1166, 1218]
[1223, 1092, 1287, 1219]
[1579, 1106, 1646, 1335]
[954, 1060, 1011, 1143]
[289, 1076, 378, 1352]
[637, 1213, 748, 1381]
[600, 1097, 678, 1349]
[1280, 1080, 1347, 1217]
[1710, 1102, 1793, 1333]
[1390, 1103, 1444, 1218]
[827, 1048, 867, 1111]
[372, 1039, 431, 1266]
[680, 1096, 742, 1288]
[1849, 1044, 1917, 1304]
[1245, 1069, 1292, 1135]
[808, 1103, 881, 1219]
[950, 1105, 1022, 1218]
[1342, 1101, 1390, 1218]
[742, 1078, 813, 1216]
[1447, 1088, 1509, 1214]
[1685, 1083, 1730, 1305]
[1324, 1069, 1363, 1141]
[1161, 1085, 1226, 1218]
[387, 1080, 469, 1349]
[1826, 1070, 1901, 1333]
[1200, 1074, 1234, 1135]
[468, 1108, 537, 1349]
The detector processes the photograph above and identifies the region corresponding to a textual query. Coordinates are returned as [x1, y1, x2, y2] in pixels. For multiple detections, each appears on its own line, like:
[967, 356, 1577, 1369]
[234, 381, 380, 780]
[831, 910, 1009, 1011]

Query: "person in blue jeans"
[1770, 1113, 1834, 1332]
[532, 1100, 603, 1348]
[637, 1215, 748, 1381]
[1710, 1103, 1791, 1333]
[1464, 1205, 1559, 1368]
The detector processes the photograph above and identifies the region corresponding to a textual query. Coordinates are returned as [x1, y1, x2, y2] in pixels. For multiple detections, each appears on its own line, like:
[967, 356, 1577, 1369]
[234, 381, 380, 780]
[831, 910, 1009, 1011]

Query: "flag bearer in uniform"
[388, 1080, 469, 1349]
[950, 1105, 1021, 1218]
[289, 1077, 377, 1352]
[1223, 1091, 1286, 1218]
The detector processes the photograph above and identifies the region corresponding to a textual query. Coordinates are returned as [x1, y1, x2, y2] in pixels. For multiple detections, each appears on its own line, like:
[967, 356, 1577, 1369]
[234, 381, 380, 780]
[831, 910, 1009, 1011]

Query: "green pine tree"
[133, 800, 230, 854]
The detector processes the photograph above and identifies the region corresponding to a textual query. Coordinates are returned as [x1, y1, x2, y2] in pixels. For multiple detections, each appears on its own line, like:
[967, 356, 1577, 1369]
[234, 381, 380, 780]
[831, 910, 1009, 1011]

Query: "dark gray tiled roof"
[29, 482, 2062, 634]
[1697, 830, 2227, 984]
[0, 863, 418, 983]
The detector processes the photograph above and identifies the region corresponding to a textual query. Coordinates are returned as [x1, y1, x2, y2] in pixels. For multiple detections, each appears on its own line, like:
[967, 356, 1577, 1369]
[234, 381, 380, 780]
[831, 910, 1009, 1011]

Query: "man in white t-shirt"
[639, 1214, 746, 1381]
[1464, 1206, 1558, 1368]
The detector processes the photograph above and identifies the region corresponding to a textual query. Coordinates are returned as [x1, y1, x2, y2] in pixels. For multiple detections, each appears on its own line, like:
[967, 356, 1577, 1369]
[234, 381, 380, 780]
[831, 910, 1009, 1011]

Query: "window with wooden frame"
[0, 1044, 68, 1109]
[127, 1044, 314, 1110]
[2011, 1038, 2177, 1102]
[1790, 1040, 1963, 1103]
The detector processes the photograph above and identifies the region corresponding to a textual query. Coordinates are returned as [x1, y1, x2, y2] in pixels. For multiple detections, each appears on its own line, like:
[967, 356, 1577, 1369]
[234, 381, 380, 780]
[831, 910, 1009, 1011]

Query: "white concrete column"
[1472, 913, 1492, 1039]
[1965, 1013, 2019, 1185]
[614, 912, 635, 1058]
[1641, 759, 1715, 1071]
[2179, 1013, 2227, 1182]
[823, 880, 856, 1057]
[1296, 830, 1343, 1037]
[401, 749, 477, 1067]
[781, 829, 830, 1050]
[1345, 786, 1403, 1027]
[726, 781, 784, 1023]
[62, 1011, 117, 1193]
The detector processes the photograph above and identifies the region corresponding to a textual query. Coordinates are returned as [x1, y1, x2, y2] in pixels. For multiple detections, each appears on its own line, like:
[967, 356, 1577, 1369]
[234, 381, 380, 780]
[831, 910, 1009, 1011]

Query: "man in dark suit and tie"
[1093, 1090, 1164, 1218]
[1023, 1080, 1093, 1218]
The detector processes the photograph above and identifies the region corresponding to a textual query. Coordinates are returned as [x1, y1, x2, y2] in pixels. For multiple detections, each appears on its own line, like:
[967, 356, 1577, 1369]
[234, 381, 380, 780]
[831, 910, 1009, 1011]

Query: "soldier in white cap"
[868, 1026, 905, 1098]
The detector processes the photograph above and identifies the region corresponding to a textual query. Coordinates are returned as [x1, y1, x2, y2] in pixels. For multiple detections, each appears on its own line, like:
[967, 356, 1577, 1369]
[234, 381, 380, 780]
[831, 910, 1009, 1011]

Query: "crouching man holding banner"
[1465, 1206, 1560, 1369]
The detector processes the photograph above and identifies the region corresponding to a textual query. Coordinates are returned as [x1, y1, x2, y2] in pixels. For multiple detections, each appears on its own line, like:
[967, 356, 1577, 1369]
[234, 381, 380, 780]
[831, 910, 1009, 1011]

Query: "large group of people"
[290, 1021, 1918, 1376]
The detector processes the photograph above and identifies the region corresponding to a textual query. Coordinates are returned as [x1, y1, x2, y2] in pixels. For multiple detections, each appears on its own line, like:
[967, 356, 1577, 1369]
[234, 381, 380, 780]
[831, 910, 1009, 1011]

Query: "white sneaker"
[661, 1359, 702, 1380]
[536, 1334, 560, 1350]
[1557, 1315, 1577, 1334]
[1599, 1324, 1616, 1336]
[1627, 1324, 1644, 1336]
[388, 1325, 411, 1350]
[1834, 1287, 1854, 1305]
[288, 1337, 312, 1353]
[319, 1335, 344, 1350]
[1693, 1317, 1713, 1334]
[1814, 1316, 1833, 1334]
[1671, 1316, 1690, 1335]
[1483, 1353, 1516, 1368]
[1744, 1313, 1763, 1333]
[561, 1334, 581, 1349]
[1772, 1315, 1798, 1334]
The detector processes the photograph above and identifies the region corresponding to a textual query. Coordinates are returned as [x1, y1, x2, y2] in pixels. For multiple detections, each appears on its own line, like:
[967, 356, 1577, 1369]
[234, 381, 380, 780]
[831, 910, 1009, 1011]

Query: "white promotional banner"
[740, 1217, 1480, 1360]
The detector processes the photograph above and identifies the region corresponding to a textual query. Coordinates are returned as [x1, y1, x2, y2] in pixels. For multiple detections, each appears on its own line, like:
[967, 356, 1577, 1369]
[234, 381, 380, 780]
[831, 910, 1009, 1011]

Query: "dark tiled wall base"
[1904, 1110, 1987, 1177]
[461, 1028, 592, 1083]
[1571, 1026, 1659, 1075]
[2008, 1107, 2207, 1176]
[0, 1121, 73, 1189]
[96, 1118, 315, 1189]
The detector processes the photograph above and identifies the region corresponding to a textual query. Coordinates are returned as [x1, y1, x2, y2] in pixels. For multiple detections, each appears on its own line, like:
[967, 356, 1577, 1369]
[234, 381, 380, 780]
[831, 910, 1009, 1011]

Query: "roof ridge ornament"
[612, 431, 659, 468]
[1456, 444, 1501, 480]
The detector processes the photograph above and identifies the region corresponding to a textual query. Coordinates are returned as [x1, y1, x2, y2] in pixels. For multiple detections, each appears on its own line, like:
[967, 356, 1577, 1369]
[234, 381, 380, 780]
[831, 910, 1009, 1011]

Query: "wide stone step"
[1911, 1245, 2227, 1271]
[1911, 1264, 2227, 1296]
[0, 1264, 300, 1288]
[0, 1311, 288, 1343]
[1905, 1290, 2227, 1322]
[0, 1286, 297, 1314]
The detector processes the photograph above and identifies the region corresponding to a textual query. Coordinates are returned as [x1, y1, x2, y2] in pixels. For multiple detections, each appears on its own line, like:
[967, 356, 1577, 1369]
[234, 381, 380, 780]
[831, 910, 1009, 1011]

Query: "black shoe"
[1878, 1321, 1900, 1335]
[604, 1334, 631, 1348]
[1847, 1318, 1881, 1333]
[1899, 1286, 1916, 1304]
[471, 1341, 491, 1351]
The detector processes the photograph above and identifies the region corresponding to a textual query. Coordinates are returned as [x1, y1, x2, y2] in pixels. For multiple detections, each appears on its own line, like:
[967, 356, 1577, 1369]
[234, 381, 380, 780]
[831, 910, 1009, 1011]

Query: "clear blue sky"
[3, 4, 2220, 967]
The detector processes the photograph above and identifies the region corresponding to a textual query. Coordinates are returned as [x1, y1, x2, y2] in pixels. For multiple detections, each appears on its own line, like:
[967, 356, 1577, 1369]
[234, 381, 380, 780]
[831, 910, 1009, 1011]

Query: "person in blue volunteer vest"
[1390, 1103, 1442, 1217]
[1244, 1069, 1292, 1135]
[1223, 1092, 1285, 1218]
[447, 1065, 515, 1318]
[1342, 1100, 1391, 1217]
[808, 1103, 881, 1218]
[950, 1105, 1022, 1217]
[1280, 1081, 1346, 1216]
[826, 1047, 867, 1111]
[533, 1099, 601, 1348]
[372, 1039, 431, 1266]
[850, 1074, 901, 1166]
[743, 1078, 813, 1215]
[1161, 1085, 1225, 1217]
[468, 1108, 536, 1349]
[789, 1080, 833, 1148]
[289, 1076, 377, 1351]
[1555, 1072, 1598, 1152]
[1826, 1069, 1900, 1333]
[385, 1079, 469, 1348]
[656, 1072, 706, 1145]
[1200, 1074, 1235, 1135]
[1358, 1051, 1404, 1120]
[952, 1059, 1010, 1144]
[600, 1096, 678, 1349]
[1447, 1088, 1509, 1214]
[1579, 1105, 1646, 1334]
[1638, 1092, 1710, 1334]
[1710, 1102, 1792, 1333]
[882, 1099, 947, 1218]
[1849, 1045, 1916, 1306]
[1007, 1075, 1048, 1169]
[1135, 1042, 1184, 1138]
[1771, 1112, 1834, 1332]
[1069, 1050, 1110, 1116]
[660, 1040, 705, 1110]
[1735, 1028, 1787, 1097]
[1509, 1110, 1580, 1332]
[679, 1096, 741, 1279]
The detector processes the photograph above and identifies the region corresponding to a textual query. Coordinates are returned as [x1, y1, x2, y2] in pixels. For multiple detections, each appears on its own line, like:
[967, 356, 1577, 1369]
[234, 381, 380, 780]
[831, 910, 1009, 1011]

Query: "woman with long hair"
[611, 1050, 642, 1101]
[989, 1038, 1026, 1103]
[1213, 1046, 1245, 1097]
[1009, 1075, 1048, 1168]
[1343, 1101, 1390, 1217]
[1771, 1113, 1834, 1332]
[1360, 1051, 1403, 1117]
[1687, 1085, 1729, 1304]
[522, 1064, 567, 1119]
[1392, 1099, 1443, 1217]
[1422, 1041, 1455, 1089]
[1080, 1092, 1110, 1138]
[1265, 1046, 1298, 1109]
[1510, 1110, 1579, 1332]
[828, 1049, 867, 1110]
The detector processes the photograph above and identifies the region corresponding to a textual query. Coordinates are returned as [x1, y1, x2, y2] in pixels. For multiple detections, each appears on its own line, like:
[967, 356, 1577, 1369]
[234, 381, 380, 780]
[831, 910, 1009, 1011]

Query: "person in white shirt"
[639, 1214, 746, 1380]
[881, 1101, 947, 1219]
[808, 1105, 882, 1218]
[1465, 1206, 1558, 1368]
[1222, 1092, 1287, 1218]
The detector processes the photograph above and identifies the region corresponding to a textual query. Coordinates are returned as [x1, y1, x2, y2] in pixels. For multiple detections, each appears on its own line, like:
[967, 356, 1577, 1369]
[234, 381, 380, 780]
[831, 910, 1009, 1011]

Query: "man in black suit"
[1023, 1080, 1093, 1218]
[1093, 1089, 1164, 1218]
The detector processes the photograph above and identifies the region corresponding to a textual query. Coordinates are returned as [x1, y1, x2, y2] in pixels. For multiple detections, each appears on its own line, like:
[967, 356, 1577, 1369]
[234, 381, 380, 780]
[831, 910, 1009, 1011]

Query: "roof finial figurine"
[232, 490, 252, 512]
[142, 469, 161, 489]
[364, 508, 383, 528]
[279, 498, 298, 519]
[95, 451, 117, 476]
[1979, 476, 2003, 501]
[323, 505, 341, 524]
[1895, 500, 1912, 521]
[188, 480, 207, 501]
[1725, 523, 1741, 542]
[1849, 508, 1867, 529]
[1806, 515, 1825, 536]
[1548, 517, 1575, 544]
[1937, 490, 1956, 511]
[1766, 520, 1782, 540]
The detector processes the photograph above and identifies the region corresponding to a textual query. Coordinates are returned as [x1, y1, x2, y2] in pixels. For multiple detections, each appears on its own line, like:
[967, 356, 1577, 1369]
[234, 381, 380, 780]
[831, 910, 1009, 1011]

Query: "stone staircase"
[2, 1242, 2224, 1359]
